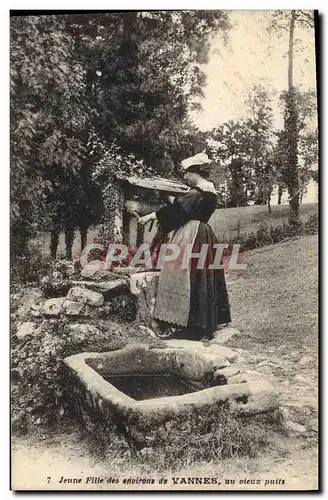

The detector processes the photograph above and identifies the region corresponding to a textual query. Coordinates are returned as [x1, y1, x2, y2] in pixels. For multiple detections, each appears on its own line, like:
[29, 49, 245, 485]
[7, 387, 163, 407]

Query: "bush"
[11, 318, 163, 435]
[11, 240, 52, 285]
[302, 213, 319, 234]
[227, 212, 318, 253]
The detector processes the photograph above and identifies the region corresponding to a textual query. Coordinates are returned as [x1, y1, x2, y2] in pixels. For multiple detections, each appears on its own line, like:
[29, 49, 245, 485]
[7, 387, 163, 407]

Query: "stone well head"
[64, 343, 279, 448]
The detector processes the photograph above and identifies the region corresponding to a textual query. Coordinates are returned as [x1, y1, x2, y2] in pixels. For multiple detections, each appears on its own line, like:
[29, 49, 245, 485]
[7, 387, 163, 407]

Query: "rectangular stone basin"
[102, 373, 204, 400]
[64, 343, 278, 448]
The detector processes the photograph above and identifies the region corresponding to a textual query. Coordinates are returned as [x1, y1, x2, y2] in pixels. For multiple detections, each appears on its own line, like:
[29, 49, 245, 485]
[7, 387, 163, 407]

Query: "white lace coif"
[181, 152, 211, 170]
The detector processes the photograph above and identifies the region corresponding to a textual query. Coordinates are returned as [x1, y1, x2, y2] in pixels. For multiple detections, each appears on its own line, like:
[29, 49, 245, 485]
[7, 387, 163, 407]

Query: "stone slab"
[67, 287, 104, 307]
[211, 327, 241, 345]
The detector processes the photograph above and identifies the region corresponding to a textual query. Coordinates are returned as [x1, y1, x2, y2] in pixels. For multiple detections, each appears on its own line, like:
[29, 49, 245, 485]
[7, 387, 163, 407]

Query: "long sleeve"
[156, 189, 203, 233]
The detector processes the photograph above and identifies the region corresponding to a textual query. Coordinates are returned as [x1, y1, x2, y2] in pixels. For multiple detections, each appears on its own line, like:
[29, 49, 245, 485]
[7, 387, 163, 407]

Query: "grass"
[226, 234, 318, 351]
[210, 202, 318, 241]
[36, 202, 318, 259]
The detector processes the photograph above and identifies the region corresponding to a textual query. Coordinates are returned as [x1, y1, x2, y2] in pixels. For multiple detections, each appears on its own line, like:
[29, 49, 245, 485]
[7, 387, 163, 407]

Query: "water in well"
[103, 373, 206, 401]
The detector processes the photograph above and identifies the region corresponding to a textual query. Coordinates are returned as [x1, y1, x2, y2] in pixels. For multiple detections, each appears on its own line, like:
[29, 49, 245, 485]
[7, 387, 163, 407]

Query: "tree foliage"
[11, 11, 231, 258]
[10, 15, 90, 256]
[268, 10, 317, 220]
[205, 86, 275, 209]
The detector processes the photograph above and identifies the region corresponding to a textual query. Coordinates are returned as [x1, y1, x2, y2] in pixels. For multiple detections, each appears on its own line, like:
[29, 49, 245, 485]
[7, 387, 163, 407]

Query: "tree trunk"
[286, 10, 300, 223]
[288, 11, 295, 92]
[50, 215, 61, 260]
[80, 225, 88, 254]
[229, 159, 244, 207]
[278, 185, 283, 205]
[65, 224, 75, 261]
[267, 192, 272, 214]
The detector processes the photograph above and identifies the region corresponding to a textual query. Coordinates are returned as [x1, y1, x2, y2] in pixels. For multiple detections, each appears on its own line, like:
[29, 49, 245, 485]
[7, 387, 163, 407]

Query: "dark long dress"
[153, 186, 231, 340]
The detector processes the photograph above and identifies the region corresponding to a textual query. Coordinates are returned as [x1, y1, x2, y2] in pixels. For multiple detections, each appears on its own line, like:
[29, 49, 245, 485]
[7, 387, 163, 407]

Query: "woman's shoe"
[155, 328, 175, 340]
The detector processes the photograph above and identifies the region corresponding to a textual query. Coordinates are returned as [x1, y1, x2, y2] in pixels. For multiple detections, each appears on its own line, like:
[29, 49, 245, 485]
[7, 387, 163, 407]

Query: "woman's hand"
[138, 212, 156, 226]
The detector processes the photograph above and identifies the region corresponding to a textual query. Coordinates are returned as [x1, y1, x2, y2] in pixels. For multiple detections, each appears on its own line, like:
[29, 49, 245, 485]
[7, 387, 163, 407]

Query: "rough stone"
[230, 379, 279, 416]
[86, 344, 177, 377]
[16, 321, 37, 339]
[163, 339, 205, 351]
[217, 366, 240, 377]
[163, 339, 231, 373]
[67, 323, 101, 343]
[111, 267, 141, 276]
[211, 327, 241, 345]
[67, 287, 104, 307]
[293, 374, 312, 385]
[130, 271, 160, 324]
[279, 407, 291, 421]
[30, 304, 42, 318]
[298, 355, 314, 367]
[15, 288, 43, 321]
[71, 279, 128, 297]
[228, 370, 265, 385]
[206, 344, 240, 364]
[80, 261, 118, 281]
[255, 365, 274, 376]
[40, 277, 71, 298]
[42, 297, 66, 316]
[213, 365, 241, 385]
[308, 418, 318, 432]
[63, 300, 85, 316]
[164, 339, 241, 364]
[174, 349, 229, 379]
[257, 360, 279, 367]
[284, 420, 307, 434]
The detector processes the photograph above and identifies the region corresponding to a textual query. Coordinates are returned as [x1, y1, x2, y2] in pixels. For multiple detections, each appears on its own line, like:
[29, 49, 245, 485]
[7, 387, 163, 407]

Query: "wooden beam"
[117, 175, 189, 194]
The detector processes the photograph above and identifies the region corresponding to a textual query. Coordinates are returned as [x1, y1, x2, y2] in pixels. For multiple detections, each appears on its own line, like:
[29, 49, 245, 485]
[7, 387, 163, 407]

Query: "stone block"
[41, 297, 66, 316]
[15, 288, 43, 322]
[71, 279, 129, 298]
[213, 366, 241, 384]
[80, 261, 117, 281]
[86, 343, 176, 376]
[63, 300, 85, 316]
[164, 339, 232, 372]
[67, 287, 104, 307]
[130, 271, 160, 323]
[230, 379, 279, 416]
[16, 321, 37, 339]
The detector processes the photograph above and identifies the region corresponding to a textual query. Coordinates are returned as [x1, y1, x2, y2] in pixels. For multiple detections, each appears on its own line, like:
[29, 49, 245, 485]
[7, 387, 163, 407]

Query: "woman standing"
[138, 153, 231, 340]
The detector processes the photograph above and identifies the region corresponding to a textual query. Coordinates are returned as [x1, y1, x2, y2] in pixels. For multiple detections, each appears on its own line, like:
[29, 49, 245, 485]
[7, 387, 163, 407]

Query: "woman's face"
[184, 171, 200, 187]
